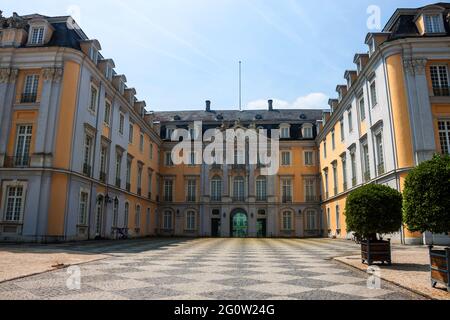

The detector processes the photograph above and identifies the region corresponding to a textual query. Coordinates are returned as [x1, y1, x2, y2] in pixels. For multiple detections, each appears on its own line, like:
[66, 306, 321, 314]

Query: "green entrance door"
[232, 212, 248, 238]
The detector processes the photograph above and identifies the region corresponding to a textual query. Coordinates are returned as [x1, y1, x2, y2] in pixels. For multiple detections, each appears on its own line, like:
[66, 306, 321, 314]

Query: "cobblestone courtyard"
[0, 238, 422, 300]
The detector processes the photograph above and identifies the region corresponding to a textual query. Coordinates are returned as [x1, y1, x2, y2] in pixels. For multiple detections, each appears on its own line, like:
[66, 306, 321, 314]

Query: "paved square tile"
[0, 238, 423, 300]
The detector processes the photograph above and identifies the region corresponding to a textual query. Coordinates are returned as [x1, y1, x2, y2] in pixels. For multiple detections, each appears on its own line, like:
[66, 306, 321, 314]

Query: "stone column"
[0, 68, 18, 167]
[403, 58, 436, 164]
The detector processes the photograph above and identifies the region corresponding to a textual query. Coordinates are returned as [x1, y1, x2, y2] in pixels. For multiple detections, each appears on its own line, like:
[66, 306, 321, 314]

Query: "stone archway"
[230, 209, 248, 238]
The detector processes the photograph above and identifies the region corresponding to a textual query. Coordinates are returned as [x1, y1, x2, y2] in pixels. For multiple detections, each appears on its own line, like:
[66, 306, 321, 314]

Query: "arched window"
[211, 176, 222, 202]
[163, 210, 173, 230]
[113, 198, 119, 228]
[282, 211, 293, 231]
[233, 176, 245, 201]
[306, 210, 317, 231]
[135, 205, 141, 229]
[256, 176, 267, 201]
[124, 202, 129, 228]
[186, 210, 196, 231]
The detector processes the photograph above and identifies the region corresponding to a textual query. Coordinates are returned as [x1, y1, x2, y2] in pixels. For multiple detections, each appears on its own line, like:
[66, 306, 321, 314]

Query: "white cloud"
[246, 92, 329, 110]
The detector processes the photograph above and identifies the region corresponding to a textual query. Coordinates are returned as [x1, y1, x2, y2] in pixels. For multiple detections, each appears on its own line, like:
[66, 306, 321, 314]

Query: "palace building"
[318, 3, 450, 245]
[0, 3, 449, 244]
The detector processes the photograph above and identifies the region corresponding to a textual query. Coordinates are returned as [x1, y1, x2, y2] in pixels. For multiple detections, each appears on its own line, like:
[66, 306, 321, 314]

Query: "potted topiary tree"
[403, 154, 450, 292]
[345, 184, 403, 266]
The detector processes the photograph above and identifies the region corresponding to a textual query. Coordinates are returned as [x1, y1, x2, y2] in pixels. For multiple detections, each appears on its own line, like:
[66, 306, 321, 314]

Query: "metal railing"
[305, 195, 320, 202]
[282, 195, 293, 203]
[4, 156, 31, 168]
[20, 93, 37, 103]
[433, 87, 450, 97]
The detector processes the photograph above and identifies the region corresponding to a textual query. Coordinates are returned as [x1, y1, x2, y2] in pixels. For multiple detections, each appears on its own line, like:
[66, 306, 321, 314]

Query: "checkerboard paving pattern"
[0, 238, 422, 300]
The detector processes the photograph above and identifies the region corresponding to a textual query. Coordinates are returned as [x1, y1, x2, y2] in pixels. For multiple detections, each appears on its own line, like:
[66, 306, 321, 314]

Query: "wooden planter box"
[361, 239, 392, 265]
[429, 246, 450, 292]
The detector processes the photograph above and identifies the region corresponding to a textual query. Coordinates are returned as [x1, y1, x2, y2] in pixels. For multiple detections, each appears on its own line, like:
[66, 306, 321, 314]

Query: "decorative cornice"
[0, 68, 19, 83]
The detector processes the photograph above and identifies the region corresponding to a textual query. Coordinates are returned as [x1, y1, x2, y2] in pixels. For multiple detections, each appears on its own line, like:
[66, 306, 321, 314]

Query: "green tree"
[345, 184, 403, 241]
[403, 154, 450, 235]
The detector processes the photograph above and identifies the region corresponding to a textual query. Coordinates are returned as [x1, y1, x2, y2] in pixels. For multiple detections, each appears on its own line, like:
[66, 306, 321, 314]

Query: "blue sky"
[2, 0, 433, 111]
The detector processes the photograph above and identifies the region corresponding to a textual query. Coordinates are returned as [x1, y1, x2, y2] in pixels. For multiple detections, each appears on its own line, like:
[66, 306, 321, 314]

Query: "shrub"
[403, 154, 450, 235]
[345, 184, 403, 240]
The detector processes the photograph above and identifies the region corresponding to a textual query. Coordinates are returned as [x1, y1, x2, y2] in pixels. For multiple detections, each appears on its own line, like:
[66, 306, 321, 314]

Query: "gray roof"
[153, 109, 325, 123]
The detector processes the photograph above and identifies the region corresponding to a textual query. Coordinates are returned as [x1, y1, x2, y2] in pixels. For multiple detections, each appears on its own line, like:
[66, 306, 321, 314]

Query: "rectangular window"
[233, 178, 245, 201]
[126, 159, 132, 186]
[115, 153, 122, 187]
[323, 141, 327, 158]
[164, 180, 174, 202]
[336, 206, 341, 231]
[304, 151, 314, 166]
[186, 211, 196, 231]
[104, 102, 111, 125]
[148, 172, 153, 198]
[306, 210, 317, 230]
[14, 125, 32, 167]
[30, 27, 44, 45]
[165, 152, 173, 166]
[438, 120, 450, 155]
[282, 211, 292, 231]
[89, 85, 98, 113]
[112, 199, 119, 228]
[139, 133, 144, 152]
[211, 178, 222, 202]
[78, 191, 89, 225]
[150, 144, 154, 160]
[430, 65, 449, 96]
[332, 163, 338, 195]
[331, 130, 336, 150]
[83, 135, 93, 176]
[303, 126, 313, 139]
[340, 119, 345, 141]
[375, 132, 385, 175]
[189, 151, 196, 166]
[22, 75, 39, 103]
[281, 151, 291, 166]
[119, 112, 125, 135]
[256, 178, 267, 201]
[129, 124, 134, 144]
[281, 179, 292, 203]
[341, 155, 348, 191]
[163, 211, 173, 230]
[187, 180, 196, 202]
[359, 96, 366, 121]
[166, 128, 174, 140]
[100, 146, 108, 182]
[324, 170, 329, 197]
[281, 127, 290, 139]
[137, 166, 143, 194]
[370, 80, 378, 107]
[304, 179, 315, 201]
[4, 185, 25, 222]
[425, 14, 443, 33]
[362, 143, 370, 182]
[350, 150, 357, 187]
[348, 110, 353, 133]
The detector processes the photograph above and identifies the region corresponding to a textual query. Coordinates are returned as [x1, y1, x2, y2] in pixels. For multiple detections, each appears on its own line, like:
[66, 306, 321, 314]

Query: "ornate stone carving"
[42, 68, 55, 82]
[0, 68, 10, 83]
[42, 68, 64, 83]
[403, 59, 427, 76]
[6, 12, 27, 29]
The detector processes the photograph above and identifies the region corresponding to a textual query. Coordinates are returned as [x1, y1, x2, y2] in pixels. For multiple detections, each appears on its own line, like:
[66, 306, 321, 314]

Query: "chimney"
[268, 99, 273, 111]
[206, 100, 211, 112]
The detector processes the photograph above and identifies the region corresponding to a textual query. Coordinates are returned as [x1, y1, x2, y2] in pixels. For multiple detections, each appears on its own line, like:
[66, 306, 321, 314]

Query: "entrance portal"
[231, 210, 248, 238]
[257, 219, 267, 238]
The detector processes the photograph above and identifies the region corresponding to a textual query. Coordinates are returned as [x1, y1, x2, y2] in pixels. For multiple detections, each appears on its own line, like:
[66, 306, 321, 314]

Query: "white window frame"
[14, 124, 33, 165]
[186, 179, 197, 202]
[302, 124, 313, 139]
[306, 210, 317, 231]
[359, 95, 366, 121]
[370, 79, 378, 108]
[281, 151, 292, 166]
[282, 211, 293, 231]
[29, 26, 45, 45]
[112, 198, 119, 228]
[89, 84, 99, 113]
[438, 120, 450, 155]
[233, 176, 245, 201]
[124, 202, 130, 228]
[304, 151, 314, 166]
[104, 101, 111, 126]
[211, 176, 222, 201]
[424, 14, 444, 33]
[119, 112, 125, 135]
[256, 176, 267, 201]
[139, 132, 144, 152]
[165, 152, 174, 167]
[135, 205, 141, 229]
[129, 123, 134, 144]
[185, 210, 196, 231]
[164, 179, 174, 202]
[163, 210, 173, 230]
[280, 124, 291, 139]
[1, 181, 28, 223]
[78, 188, 90, 226]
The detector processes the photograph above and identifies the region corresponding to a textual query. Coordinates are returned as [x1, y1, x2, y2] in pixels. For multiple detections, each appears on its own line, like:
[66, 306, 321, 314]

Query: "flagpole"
[239, 61, 242, 111]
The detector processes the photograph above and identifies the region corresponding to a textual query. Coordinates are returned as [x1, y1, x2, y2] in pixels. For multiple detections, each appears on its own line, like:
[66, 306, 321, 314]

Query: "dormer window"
[119, 82, 125, 95]
[369, 38, 376, 55]
[302, 124, 313, 139]
[280, 124, 291, 139]
[89, 47, 98, 65]
[105, 65, 113, 81]
[30, 27, 44, 45]
[424, 14, 444, 33]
